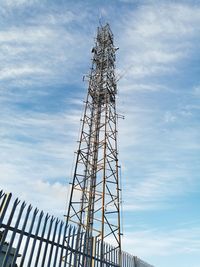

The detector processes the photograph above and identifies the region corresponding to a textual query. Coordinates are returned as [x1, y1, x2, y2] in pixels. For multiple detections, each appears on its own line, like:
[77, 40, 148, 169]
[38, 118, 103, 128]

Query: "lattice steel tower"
[66, 23, 122, 264]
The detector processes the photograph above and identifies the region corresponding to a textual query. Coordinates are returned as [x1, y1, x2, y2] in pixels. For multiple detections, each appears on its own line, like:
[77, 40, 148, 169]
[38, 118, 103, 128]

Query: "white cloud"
[0, 0, 40, 8]
[193, 85, 200, 97]
[164, 111, 176, 123]
[117, 88, 200, 211]
[0, 103, 83, 216]
[122, 226, 200, 257]
[0, 19, 91, 87]
[113, 2, 200, 215]
[118, 2, 200, 81]
[122, 166, 195, 211]
[0, 65, 50, 80]
[0, 4, 92, 217]
[0, 6, 199, 267]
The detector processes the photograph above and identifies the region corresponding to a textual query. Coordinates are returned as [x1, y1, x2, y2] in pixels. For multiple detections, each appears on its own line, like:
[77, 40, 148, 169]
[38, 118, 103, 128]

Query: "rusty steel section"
[66, 23, 122, 264]
[0, 189, 154, 267]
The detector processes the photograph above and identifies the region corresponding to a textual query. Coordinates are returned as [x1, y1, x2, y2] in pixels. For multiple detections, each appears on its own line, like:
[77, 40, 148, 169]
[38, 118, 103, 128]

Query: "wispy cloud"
[193, 85, 200, 97]
[0, 11, 92, 88]
[0, 1, 94, 218]
[115, 1, 200, 215]
[122, 226, 200, 257]
[0, 2, 200, 266]
[0, 97, 84, 216]
[118, 2, 200, 82]
[0, 0, 39, 8]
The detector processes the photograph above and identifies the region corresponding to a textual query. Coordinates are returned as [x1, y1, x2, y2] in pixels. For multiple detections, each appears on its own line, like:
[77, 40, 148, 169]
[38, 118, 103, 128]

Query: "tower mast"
[66, 23, 122, 264]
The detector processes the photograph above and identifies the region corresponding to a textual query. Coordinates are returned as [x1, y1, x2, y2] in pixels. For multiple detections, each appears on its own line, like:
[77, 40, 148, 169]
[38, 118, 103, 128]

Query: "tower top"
[89, 23, 117, 105]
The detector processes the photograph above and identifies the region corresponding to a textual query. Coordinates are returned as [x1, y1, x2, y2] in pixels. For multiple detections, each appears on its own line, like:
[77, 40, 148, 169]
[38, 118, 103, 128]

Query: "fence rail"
[0, 189, 154, 267]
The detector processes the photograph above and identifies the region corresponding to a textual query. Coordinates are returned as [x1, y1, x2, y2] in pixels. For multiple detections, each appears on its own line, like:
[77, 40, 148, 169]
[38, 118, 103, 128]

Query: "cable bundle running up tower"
[66, 23, 122, 265]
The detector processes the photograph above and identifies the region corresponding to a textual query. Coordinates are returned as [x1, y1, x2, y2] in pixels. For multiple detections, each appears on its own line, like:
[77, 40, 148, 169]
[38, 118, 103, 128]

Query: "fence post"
[11, 204, 32, 266]
[19, 207, 39, 267]
[41, 216, 55, 266]
[2, 201, 26, 267]
[47, 218, 60, 266]
[134, 256, 137, 267]
[34, 213, 50, 266]
[0, 193, 12, 226]
[27, 210, 44, 266]
[53, 221, 64, 267]
[63, 225, 73, 267]
[0, 198, 20, 254]
[58, 223, 68, 266]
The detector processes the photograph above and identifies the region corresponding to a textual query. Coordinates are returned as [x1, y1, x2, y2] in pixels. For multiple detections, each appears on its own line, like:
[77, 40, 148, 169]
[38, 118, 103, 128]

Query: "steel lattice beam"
[66, 23, 122, 266]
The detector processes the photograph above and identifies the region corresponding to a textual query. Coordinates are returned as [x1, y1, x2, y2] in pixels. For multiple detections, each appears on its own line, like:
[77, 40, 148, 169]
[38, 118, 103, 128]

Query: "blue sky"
[0, 0, 200, 266]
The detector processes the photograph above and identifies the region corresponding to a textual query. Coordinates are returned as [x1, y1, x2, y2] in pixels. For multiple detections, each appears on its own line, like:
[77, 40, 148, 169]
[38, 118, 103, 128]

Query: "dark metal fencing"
[0, 190, 154, 267]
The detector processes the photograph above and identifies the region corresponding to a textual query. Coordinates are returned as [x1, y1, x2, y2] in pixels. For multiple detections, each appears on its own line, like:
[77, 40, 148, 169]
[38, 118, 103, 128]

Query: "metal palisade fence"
[0, 190, 154, 267]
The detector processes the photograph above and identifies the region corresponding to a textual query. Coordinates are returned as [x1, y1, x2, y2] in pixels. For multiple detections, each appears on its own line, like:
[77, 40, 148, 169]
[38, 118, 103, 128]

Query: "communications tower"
[66, 23, 122, 265]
